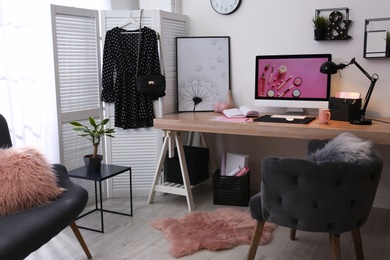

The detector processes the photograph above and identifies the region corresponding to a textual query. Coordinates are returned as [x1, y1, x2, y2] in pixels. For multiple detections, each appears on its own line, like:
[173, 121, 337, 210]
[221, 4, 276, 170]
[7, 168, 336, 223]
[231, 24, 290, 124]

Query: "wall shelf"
[314, 7, 351, 41]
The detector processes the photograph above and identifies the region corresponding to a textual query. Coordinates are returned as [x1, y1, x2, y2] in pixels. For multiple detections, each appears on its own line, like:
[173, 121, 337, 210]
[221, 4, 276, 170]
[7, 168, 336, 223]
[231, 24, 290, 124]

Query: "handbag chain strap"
[135, 9, 165, 76]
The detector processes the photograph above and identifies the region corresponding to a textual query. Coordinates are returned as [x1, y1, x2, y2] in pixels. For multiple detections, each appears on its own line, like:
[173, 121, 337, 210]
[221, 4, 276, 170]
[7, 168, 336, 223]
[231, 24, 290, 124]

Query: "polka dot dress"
[101, 27, 161, 129]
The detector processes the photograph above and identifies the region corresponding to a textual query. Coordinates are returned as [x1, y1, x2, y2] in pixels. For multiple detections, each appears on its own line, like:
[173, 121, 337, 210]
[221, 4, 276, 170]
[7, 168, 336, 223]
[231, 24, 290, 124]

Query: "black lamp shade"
[320, 61, 338, 74]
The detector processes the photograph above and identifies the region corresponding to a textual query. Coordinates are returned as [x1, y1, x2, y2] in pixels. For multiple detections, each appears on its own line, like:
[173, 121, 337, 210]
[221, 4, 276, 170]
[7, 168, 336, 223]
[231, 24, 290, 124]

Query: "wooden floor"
[26, 183, 390, 260]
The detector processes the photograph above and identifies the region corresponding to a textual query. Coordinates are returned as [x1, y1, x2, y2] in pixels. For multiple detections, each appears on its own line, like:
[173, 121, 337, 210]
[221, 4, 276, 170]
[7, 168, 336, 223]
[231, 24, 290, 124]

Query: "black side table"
[68, 164, 132, 233]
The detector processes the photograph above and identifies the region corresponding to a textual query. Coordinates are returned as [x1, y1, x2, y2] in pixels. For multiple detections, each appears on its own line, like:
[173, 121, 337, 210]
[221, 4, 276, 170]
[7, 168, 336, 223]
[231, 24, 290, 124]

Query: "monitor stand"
[284, 107, 304, 115]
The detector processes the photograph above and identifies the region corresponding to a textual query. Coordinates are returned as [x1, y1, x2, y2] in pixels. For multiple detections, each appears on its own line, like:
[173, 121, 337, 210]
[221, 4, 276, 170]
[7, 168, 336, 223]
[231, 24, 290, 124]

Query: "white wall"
[182, 1, 390, 116]
[139, 0, 181, 13]
[181, 1, 390, 208]
[111, 0, 139, 10]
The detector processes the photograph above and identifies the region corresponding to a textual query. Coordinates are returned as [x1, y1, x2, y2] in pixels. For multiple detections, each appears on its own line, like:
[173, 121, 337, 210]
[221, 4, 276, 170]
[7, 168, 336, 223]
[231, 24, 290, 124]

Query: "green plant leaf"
[69, 121, 83, 127]
[312, 15, 330, 29]
[69, 117, 115, 157]
[101, 118, 109, 125]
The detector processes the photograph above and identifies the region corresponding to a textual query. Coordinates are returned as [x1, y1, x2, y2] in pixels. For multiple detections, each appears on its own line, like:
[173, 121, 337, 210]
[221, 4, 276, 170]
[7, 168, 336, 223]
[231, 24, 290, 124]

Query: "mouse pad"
[254, 115, 316, 124]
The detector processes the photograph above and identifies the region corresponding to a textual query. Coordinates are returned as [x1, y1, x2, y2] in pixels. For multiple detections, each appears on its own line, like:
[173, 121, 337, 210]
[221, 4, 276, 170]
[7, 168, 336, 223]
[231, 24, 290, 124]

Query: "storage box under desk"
[212, 170, 250, 207]
[164, 146, 209, 186]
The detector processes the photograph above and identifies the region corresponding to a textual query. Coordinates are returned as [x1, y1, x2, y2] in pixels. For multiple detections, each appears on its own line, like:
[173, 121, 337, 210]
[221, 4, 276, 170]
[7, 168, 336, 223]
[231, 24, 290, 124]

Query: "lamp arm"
[360, 80, 377, 119]
[348, 58, 375, 81]
[348, 58, 379, 120]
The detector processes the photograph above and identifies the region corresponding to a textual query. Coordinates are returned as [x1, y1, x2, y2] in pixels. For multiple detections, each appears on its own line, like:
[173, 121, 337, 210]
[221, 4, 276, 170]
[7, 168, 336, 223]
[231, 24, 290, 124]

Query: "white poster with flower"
[176, 37, 230, 112]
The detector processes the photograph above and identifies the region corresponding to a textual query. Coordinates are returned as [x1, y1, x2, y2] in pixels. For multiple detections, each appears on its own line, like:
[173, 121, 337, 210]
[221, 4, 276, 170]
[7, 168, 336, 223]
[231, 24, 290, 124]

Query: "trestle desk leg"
[148, 130, 170, 204]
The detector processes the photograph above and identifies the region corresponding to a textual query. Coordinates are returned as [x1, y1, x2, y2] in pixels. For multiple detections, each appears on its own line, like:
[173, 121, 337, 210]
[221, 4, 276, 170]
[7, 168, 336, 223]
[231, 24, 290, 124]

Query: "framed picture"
[176, 36, 230, 112]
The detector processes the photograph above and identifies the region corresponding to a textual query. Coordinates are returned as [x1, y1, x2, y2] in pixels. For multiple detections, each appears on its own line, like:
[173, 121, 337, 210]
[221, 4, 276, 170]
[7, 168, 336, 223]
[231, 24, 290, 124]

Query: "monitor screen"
[254, 54, 332, 113]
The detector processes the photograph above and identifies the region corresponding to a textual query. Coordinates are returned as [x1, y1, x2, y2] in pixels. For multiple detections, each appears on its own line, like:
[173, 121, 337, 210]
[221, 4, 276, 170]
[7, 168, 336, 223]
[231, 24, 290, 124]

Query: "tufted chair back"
[247, 139, 383, 260]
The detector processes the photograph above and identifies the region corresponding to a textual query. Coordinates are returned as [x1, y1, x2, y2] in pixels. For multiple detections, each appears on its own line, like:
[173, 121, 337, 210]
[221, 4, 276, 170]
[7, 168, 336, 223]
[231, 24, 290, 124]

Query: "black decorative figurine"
[326, 11, 351, 40]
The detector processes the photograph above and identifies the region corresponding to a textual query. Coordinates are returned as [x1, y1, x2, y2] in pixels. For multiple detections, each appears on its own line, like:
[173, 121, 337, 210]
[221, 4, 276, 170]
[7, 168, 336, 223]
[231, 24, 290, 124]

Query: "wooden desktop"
[148, 112, 390, 211]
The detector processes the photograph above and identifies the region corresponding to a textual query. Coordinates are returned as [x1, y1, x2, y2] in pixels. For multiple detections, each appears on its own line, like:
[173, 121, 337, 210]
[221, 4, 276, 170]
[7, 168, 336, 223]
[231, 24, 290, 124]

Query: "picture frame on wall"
[176, 36, 230, 112]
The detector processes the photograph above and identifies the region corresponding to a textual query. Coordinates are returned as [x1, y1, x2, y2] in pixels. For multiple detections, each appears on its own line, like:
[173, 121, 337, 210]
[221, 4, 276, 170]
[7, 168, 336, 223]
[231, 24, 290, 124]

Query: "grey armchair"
[0, 114, 92, 259]
[247, 138, 383, 260]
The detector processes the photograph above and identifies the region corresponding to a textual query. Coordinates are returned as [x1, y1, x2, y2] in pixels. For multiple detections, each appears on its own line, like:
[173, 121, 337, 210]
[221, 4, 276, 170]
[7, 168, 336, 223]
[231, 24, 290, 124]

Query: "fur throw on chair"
[307, 133, 374, 162]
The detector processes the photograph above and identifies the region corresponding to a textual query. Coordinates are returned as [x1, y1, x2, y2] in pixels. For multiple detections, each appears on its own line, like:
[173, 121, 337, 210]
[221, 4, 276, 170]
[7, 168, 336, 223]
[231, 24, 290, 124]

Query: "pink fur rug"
[151, 207, 277, 258]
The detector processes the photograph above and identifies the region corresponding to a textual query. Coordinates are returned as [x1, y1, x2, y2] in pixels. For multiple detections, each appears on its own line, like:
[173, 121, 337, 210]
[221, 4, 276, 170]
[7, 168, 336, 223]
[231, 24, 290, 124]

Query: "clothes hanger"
[119, 10, 142, 33]
[119, 17, 137, 28]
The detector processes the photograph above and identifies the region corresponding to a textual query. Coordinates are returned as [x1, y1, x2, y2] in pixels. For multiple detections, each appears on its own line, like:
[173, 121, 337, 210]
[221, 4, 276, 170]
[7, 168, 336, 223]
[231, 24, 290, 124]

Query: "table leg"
[148, 130, 170, 204]
[129, 169, 133, 215]
[148, 130, 195, 212]
[94, 181, 98, 210]
[99, 181, 104, 233]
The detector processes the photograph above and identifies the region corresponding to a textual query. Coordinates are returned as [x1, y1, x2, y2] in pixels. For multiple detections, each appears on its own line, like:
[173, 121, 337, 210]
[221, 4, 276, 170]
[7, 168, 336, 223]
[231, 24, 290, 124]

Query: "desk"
[68, 164, 133, 233]
[148, 112, 390, 211]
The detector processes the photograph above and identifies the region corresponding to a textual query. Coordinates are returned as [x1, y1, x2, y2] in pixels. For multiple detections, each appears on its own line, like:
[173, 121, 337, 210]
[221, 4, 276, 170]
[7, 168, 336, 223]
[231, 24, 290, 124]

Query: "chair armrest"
[52, 163, 70, 183]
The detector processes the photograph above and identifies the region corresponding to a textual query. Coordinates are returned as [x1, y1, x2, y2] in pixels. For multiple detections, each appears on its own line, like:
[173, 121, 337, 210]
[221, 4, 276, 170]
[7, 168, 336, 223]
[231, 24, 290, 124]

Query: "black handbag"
[136, 74, 166, 97]
[135, 9, 166, 99]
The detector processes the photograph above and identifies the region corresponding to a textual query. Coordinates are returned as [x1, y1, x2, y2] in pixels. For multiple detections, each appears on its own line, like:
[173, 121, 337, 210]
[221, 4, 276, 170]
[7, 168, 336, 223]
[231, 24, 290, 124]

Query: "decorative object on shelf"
[210, 0, 241, 15]
[176, 36, 230, 112]
[320, 58, 379, 125]
[312, 15, 330, 40]
[314, 7, 351, 41]
[364, 17, 390, 58]
[70, 117, 115, 173]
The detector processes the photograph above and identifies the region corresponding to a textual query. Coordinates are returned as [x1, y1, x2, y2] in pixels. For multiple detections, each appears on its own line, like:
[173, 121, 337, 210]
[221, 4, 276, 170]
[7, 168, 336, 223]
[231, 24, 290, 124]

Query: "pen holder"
[329, 97, 361, 122]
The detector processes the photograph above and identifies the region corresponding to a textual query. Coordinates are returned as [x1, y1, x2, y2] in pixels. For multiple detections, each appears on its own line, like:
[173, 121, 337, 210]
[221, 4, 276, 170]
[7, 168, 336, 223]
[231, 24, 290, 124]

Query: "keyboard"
[270, 114, 307, 121]
[254, 115, 315, 124]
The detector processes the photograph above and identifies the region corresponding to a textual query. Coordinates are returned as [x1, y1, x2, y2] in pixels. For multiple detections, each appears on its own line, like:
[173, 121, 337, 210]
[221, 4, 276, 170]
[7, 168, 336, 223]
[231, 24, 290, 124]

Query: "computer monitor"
[254, 54, 332, 114]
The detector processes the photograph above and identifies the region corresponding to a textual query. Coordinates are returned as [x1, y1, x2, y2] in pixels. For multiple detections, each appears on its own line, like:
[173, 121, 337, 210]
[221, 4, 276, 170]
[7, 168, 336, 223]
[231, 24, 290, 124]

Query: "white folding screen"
[51, 5, 103, 170]
[52, 5, 187, 197]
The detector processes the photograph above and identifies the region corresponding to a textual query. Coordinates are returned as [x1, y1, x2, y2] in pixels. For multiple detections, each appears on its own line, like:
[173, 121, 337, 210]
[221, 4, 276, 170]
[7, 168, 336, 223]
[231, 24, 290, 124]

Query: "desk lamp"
[320, 58, 379, 125]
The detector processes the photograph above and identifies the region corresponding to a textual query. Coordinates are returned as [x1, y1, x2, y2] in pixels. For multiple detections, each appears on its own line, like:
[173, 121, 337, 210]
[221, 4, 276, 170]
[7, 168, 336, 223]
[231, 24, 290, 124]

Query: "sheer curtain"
[0, 0, 110, 162]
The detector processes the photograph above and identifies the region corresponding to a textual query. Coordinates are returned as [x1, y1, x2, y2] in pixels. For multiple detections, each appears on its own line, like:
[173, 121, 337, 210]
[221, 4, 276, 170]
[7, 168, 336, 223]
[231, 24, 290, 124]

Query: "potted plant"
[312, 15, 330, 40]
[70, 117, 115, 173]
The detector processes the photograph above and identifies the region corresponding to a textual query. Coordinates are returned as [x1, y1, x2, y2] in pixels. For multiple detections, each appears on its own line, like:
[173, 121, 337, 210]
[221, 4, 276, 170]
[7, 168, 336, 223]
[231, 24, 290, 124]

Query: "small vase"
[83, 154, 103, 173]
[227, 90, 235, 108]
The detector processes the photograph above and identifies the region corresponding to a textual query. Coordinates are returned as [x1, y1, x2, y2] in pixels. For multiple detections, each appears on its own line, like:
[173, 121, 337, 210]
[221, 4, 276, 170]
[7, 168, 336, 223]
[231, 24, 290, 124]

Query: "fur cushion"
[0, 146, 65, 216]
[307, 133, 373, 162]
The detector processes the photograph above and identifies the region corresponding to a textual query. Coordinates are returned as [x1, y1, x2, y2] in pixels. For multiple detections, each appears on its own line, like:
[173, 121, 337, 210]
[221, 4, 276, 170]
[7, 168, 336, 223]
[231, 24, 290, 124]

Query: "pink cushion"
[0, 146, 65, 216]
